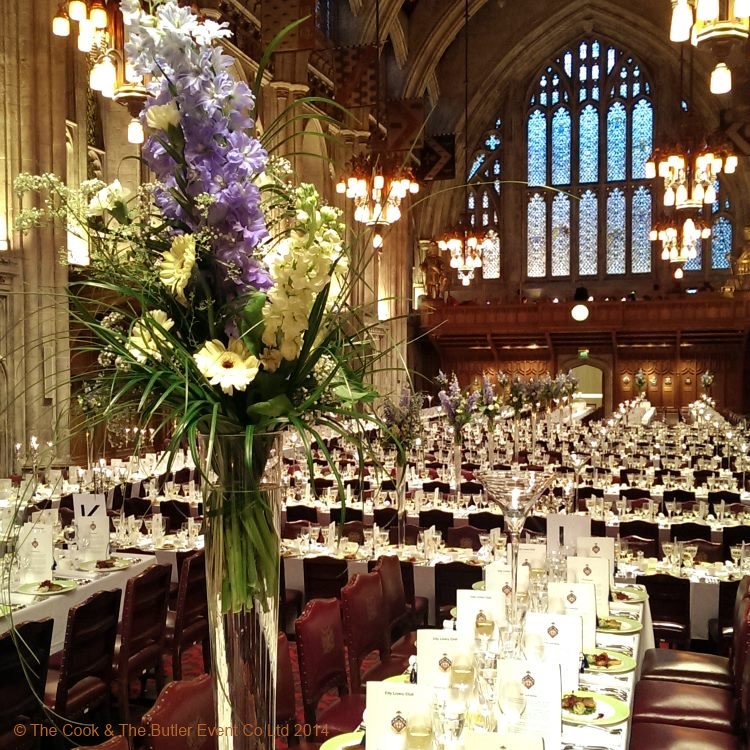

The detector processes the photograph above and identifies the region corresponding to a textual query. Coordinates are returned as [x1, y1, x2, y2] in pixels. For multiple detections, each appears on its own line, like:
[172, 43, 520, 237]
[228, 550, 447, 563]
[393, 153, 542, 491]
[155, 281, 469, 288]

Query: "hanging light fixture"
[646, 46, 738, 212]
[52, 0, 149, 145]
[436, 0, 484, 287]
[667, 0, 749, 94]
[651, 211, 711, 268]
[335, 0, 419, 249]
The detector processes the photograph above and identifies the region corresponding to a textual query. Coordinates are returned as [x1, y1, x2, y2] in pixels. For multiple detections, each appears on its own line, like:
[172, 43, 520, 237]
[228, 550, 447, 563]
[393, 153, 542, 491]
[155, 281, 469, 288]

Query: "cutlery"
[579, 683, 629, 701]
[600, 644, 633, 656]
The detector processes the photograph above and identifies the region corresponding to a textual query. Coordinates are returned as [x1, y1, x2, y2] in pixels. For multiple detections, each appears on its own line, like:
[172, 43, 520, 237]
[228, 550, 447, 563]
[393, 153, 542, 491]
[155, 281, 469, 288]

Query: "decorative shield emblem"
[391, 712, 407, 734]
[31, 539, 39, 549]
[476, 609, 487, 624]
[567, 591, 577, 604]
[90, 522, 97, 532]
[547, 623, 559, 639]
[438, 654, 452, 672]
[502, 583, 512, 596]
[522, 671, 535, 689]
[583, 564, 592, 576]
[592, 543, 601, 554]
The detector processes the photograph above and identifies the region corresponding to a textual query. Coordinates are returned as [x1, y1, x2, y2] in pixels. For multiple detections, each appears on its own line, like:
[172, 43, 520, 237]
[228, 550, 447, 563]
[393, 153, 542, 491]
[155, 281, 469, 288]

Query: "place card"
[456, 588, 505, 637]
[416, 629, 470, 689]
[31, 509, 58, 526]
[74, 494, 109, 560]
[524, 612, 583, 692]
[364, 681, 431, 750]
[17, 523, 53, 582]
[546, 514, 591, 554]
[495, 658, 561, 749]
[461, 730, 544, 750]
[485, 559, 529, 597]
[576, 535, 615, 563]
[548, 582, 597, 650]
[566, 556, 611, 616]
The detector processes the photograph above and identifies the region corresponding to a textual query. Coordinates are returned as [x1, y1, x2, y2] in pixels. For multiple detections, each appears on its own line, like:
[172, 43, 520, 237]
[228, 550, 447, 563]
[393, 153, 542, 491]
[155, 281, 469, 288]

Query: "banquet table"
[0, 553, 153, 652]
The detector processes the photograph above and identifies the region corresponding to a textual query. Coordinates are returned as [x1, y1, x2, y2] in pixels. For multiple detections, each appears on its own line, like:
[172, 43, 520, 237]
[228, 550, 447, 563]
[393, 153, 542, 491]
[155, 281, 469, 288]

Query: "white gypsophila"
[87, 180, 130, 217]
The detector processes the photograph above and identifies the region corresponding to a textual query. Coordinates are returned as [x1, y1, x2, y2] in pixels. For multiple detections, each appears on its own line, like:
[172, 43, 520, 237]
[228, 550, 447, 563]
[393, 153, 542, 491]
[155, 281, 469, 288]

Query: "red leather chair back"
[75, 736, 129, 750]
[302, 556, 349, 600]
[174, 551, 208, 641]
[372, 555, 408, 626]
[142, 674, 216, 750]
[341, 573, 390, 691]
[295, 598, 349, 715]
[446, 525, 482, 551]
[388, 524, 420, 546]
[276, 632, 296, 728]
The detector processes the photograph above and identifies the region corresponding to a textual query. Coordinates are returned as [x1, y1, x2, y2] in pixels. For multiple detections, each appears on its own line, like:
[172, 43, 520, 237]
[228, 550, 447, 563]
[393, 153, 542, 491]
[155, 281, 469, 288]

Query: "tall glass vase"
[486, 420, 496, 467]
[512, 417, 520, 463]
[477, 470, 552, 624]
[529, 411, 537, 462]
[396, 457, 408, 548]
[199, 432, 282, 750]
[454, 440, 463, 506]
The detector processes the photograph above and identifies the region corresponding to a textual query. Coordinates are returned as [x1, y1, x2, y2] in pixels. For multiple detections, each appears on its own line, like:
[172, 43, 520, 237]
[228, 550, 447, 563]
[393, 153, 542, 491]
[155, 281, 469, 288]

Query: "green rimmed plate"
[561, 690, 630, 726]
[449, 606, 458, 619]
[17, 578, 77, 596]
[319, 731, 364, 750]
[611, 585, 647, 603]
[596, 615, 643, 634]
[471, 580, 485, 591]
[76, 557, 133, 572]
[584, 648, 637, 674]
[384, 673, 411, 683]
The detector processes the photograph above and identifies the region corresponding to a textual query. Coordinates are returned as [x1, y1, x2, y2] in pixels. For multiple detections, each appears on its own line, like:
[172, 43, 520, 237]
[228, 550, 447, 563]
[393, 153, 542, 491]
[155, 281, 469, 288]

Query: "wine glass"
[450, 652, 475, 694]
[683, 543, 698, 569]
[497, 675, 527, 731]
[405, 711, 433, 750]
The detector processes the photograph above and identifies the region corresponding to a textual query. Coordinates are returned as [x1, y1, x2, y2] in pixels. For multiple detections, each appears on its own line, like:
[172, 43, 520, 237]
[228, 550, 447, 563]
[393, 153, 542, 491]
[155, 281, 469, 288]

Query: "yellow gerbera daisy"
[194, 338, 259, 395]
[159, 234, 196, 304]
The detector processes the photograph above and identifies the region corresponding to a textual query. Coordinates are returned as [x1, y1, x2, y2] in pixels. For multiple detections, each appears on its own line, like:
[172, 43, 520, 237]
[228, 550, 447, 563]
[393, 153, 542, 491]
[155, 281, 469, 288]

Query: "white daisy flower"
[159, 234, 196, 304]
[127, 310, 174, 363]
[194, 338, 259, 395]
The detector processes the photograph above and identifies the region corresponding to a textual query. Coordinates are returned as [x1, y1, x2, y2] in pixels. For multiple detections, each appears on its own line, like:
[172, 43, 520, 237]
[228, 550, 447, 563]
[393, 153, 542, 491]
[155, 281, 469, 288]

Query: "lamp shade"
[571, 303, 590, 322]
[697, 0, 719, 20]
[735, 0, 750, 17]
[670, 0, 694, 41]
[68, 0, 87, 21]
[127, 118, 145, 144]
[710, 63, 732, 94]
[89, 1, 108, 29]
[52, 13, 70, 36]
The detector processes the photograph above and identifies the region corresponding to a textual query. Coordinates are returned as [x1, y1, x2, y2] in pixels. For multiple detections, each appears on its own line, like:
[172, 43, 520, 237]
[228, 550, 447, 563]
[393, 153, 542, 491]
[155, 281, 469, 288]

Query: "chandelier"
[645, 136, 738, 209]
[335, 149, 419, 249]
[436, 0, 485, 287]
[438, 219, 483, 286]
[52, 0, 148, 144]
[650, 213, 711, 277]
[669, 0, 749, 93]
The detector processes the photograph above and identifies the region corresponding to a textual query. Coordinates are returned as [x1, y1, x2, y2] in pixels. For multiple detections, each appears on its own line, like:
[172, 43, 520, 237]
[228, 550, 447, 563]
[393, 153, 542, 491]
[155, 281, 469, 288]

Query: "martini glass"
[569, 452, 589, 512]
[477, 469, 553, 624]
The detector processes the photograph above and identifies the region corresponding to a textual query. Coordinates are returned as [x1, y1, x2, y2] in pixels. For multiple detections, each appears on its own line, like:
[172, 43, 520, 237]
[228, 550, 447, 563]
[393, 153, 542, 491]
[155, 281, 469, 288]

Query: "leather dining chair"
[141, 674, 216, 750]
[0, 618, 53, 750]
[435, 561, 483, 625]
[45, 588, 121, 722]
[399, 560, 428, 627]
[111, 563, 172, 727]
[709, 578, 743, 654]
[329, 506, 363, 524]
[388, 524, 421, 545]
[621, 535, 659, 559]
[636, 573, 691, 649]
[619, 519, 659, 543]
[286, 504, 319, 523]
[294, 598, 366, 737]
[302, 556, 349, 600]
[340, 521, 366, 544]
[685, 538, 724, 564]
[164, 550, 210, 680]
[418, 509, 454, 538]
[445, 525, 483, 550]
[371, 555, 417, 656]
[467, 511, 504, 531]
[340, 573, 409, 693]
[670, 521, 712, 542]
[283, 520, 312, 539]
[373, 507, 398, 528]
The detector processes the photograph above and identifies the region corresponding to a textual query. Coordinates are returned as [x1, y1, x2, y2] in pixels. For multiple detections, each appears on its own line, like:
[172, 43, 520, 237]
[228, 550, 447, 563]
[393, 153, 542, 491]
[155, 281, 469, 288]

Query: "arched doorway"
[559, 356, 613, 418]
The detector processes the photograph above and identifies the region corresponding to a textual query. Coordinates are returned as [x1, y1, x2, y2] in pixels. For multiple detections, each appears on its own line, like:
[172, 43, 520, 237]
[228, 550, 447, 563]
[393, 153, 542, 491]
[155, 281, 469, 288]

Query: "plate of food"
[596, 615, 643, 634]
[77, 557, 133, 572]
[17, 578, 77, 596]
[319, 731, 364, 750]
[471, 581, 486, 591]
[584, 648, 636, 674]
[611, 585, 647, 603]
[561, 690, 630, 726]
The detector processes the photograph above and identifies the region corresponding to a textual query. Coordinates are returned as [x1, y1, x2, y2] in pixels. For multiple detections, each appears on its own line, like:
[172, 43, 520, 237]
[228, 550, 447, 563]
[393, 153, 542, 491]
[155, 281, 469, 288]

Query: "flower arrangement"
[436, 370, 479, 443]
[381, 384, 423, 462]
[701, 371, 715, 391]
[477, 372, 501, 423]
[15, 0, 379, 616]
[634, 368, 646, 393]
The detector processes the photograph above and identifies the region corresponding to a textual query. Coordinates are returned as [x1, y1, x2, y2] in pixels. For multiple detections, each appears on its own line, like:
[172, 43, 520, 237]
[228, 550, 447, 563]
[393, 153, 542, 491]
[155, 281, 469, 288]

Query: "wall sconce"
[649, 374, 658, 386]
[685, 376, 693, 385]
[622, 375, 631, 385]
[0, 238, 9, 252]
[664, 376, 673, 386]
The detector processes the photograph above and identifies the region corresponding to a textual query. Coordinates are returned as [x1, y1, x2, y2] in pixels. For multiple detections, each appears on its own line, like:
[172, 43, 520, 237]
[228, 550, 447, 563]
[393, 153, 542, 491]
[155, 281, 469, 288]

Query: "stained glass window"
[482, 230, 500, 279]
[607, 189, 626, 274]
[466, 122, 503, 276]
[551, 109, 571, 185]
[527, 110, 546, 187]
[712, 216, 732, 270]
[523, 36, 653, 279]
[527, 194, 547, 277]
[551, 194, 571, 276]
[631, 186, 652, 273]
[579, 105, 598, 183]
[684, 241, 702, 271]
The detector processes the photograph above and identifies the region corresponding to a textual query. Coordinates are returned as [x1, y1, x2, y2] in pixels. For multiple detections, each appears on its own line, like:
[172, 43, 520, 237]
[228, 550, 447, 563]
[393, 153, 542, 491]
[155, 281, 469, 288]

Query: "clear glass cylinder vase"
[199, 432, 283, 750]
[396, 458, 408, 548]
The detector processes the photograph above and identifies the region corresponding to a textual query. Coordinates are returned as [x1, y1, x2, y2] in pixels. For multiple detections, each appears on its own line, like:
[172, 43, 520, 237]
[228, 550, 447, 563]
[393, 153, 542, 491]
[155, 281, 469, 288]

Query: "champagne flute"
[497, 676, 527, 730]
[405, 711, 433, 750]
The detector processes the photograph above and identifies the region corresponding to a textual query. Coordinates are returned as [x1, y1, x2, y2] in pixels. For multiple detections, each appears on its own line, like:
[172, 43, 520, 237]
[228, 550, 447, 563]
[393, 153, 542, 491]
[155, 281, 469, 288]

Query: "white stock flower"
[145, 101, 180, 131]
[194, 338, 259, 395]
[127, 310, 174, 363]
[87, 180, 130, 217]
[159, 234, 195, 304]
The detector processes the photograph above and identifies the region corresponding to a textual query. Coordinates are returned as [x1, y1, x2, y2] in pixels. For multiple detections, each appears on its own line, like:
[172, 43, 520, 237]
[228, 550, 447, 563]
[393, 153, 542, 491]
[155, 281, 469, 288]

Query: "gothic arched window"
[683, 180, 734, 273]
[526, 38, 654, 279]
[466, 119, 502, 279]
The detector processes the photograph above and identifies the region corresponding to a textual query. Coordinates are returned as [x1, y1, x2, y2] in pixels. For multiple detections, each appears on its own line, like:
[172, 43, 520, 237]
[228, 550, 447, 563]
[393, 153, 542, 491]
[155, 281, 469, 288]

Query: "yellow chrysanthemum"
[159, 234, 196, 304]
